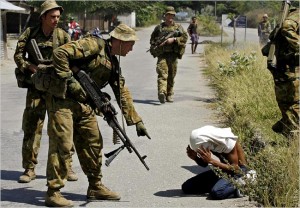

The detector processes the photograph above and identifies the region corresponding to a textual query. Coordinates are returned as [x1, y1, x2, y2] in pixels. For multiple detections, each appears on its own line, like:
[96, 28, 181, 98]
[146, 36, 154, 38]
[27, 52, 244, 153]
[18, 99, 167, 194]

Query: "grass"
[203, 42, 299, 207]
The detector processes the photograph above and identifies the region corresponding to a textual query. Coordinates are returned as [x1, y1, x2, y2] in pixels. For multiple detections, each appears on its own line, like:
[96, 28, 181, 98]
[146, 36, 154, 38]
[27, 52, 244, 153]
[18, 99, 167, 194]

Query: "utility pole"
[215, 1, 217, 17]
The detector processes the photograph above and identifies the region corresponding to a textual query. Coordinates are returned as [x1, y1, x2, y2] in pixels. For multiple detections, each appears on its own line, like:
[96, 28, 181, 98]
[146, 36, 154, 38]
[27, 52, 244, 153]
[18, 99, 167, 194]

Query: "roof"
[0, 0, 25, 11]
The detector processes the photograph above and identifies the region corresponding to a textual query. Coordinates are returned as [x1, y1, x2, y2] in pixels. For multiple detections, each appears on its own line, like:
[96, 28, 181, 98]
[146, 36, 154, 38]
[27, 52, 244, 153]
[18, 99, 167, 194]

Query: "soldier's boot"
[166, 95, 173, 103]
[18, 168, 36, 183]
[158, 92, 165, 104]
[45, 188, 73, 207]
[87, 181, 121, 200]
[272, 119, 284, 133]
[67, 168, 78, 181]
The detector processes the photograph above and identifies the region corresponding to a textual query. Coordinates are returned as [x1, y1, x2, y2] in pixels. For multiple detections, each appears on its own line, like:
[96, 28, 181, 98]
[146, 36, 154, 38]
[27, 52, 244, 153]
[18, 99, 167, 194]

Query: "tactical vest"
[151, 23, 186, 59]
[73, 37, 115, 89]
[15, 26, 68, 88]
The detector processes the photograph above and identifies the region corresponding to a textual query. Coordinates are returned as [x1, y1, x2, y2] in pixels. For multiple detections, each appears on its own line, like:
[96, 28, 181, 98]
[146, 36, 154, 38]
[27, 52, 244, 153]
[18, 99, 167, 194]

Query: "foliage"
[136, 2, 165, 27]
[203, 43, 299, 207]
[217, 51, 256, 76]
[197, 15, 221, 36]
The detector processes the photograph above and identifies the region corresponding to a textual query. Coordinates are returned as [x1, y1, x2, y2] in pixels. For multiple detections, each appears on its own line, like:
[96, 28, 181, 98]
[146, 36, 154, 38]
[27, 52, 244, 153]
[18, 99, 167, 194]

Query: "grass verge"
[203, 42, 299, 207]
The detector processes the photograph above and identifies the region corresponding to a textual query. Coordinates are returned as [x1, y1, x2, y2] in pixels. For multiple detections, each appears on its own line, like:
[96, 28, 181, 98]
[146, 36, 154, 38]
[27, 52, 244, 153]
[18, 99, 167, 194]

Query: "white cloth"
[190, 125, 238, 153]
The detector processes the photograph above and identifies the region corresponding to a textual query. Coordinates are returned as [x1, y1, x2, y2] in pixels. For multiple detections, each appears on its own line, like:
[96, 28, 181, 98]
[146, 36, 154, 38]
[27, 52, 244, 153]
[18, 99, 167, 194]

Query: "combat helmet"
[39, 0, 63, 17]
[165, 6, 176, 15]
[109, 23, 139, 41]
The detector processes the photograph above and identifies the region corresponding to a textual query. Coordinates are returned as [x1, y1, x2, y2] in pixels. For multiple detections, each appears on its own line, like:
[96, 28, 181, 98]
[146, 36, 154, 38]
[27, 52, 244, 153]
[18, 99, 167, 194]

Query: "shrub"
[203, 43, 299, 207]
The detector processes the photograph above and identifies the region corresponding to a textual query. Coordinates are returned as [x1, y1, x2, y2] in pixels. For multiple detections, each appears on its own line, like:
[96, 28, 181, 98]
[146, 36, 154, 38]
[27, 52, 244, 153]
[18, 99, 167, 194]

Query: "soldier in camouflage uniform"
[268, 8, 299, 138]
[41, 23, 149, 206]
[258, 14, 271, 46]
[150, 6, 188, 104]
[13, 0, 77, 184]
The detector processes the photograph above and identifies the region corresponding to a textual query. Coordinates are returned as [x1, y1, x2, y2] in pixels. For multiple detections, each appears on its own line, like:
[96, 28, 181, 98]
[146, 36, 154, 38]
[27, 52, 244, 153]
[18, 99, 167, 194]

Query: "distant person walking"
[187, 16, 199, 54]
[258, 14, 271, 46]
[149, 6, 188, 104]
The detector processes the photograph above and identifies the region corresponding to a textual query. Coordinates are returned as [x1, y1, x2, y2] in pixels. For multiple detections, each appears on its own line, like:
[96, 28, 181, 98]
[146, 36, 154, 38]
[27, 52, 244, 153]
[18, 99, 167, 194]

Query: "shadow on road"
[181, 165, 210, 176]
[154, 189, 207, 198]
[195, 97, 219, 103]
[1, 186, 87, 206]
[133, 99, 161, 106]
[1, 170, 46, 181]
[1, 187, 46, 206]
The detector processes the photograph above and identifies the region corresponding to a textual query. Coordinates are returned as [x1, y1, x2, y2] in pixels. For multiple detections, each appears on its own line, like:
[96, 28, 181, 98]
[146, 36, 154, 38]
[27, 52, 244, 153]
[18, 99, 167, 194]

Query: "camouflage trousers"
[274, 78, 299, 135]
[46, 95, 103, 189]
[156, 53, 178, 96]
[21, 87, 46, 169]
[21, 88, 75, 170]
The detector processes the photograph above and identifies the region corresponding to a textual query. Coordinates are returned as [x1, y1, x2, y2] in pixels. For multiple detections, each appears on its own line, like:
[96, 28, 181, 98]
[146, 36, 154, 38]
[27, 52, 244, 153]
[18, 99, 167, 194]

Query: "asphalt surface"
[1, 23, 258, 207]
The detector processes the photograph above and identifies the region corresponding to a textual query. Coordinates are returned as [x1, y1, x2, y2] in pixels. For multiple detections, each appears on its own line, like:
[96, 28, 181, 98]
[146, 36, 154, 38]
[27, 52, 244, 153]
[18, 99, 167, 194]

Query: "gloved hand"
[136, 121, 151, 139]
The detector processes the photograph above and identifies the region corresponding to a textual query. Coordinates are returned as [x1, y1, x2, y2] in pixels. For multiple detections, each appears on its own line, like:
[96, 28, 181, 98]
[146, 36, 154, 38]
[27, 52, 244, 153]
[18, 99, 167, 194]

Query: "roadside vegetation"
[203, 42, 299, 207]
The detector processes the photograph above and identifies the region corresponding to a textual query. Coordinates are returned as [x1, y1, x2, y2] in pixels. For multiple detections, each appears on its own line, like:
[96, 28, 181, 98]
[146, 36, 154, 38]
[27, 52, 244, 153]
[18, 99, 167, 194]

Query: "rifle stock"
[267, 0, 290, 70]
[72, 68, 150, 171]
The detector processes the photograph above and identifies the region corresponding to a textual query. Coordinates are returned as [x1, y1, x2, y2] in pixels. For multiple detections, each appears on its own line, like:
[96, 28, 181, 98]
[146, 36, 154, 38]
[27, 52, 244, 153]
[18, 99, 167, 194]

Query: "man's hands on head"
[197, 146, 213, 163]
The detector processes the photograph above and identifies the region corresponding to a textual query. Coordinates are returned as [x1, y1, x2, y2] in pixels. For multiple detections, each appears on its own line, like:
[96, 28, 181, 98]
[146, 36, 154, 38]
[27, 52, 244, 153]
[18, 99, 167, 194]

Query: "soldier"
[40, 23, 149, 206]
[13, 0, 77, 183]
[150, 6, 188, 104]
[258, 14, 271, 46]
[268, 7, 299, 138]
[187, 16, 199, 54]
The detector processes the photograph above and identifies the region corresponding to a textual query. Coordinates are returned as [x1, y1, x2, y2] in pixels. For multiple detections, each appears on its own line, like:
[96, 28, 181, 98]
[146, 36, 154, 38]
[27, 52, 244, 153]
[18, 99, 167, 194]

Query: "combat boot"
[67, 168, 78, 181]
[45, 188, 73, 207]
[158, 92, 165, 104]
[166, 95, 173, 103]
[87, 181, 121, 200]
[18, 168, 36, 183]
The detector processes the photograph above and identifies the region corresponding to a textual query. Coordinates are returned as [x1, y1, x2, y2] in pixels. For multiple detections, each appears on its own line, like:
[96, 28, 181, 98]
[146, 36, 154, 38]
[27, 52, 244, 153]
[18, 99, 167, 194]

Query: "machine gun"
[267, 0, 291, 71]
[72, 67, 150, 171]
[146, 30, 181, 53]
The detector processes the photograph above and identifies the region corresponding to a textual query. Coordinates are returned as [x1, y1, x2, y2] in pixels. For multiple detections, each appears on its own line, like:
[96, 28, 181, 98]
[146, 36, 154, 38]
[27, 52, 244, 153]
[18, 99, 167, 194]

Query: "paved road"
[1, 23, 256, 207]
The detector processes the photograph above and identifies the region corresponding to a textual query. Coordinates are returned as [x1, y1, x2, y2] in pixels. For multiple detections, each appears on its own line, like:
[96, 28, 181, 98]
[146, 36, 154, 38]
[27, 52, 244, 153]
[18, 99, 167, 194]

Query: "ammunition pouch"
[150, 46, 162, 58]
[15, 68, 33, 88]
[31, 66, 68, 99]
[176, 45, 186, 59]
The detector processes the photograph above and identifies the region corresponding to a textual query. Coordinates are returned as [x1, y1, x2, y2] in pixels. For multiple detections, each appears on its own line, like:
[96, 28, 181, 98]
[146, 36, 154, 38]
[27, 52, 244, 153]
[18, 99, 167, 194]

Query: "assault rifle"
[146, 30, 181, 53]
[267, 0, 291, 70]
[30, 39, 52, 65]
[72, 67, 150, 171]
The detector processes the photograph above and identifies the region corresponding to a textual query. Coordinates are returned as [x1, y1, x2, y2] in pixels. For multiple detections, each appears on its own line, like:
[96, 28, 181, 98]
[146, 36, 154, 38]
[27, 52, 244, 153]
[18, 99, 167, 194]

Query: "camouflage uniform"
[269, 9, 299, 137]
[258, 14, 271, 46]
[14, 22, 73, 181]
[150, 7, 188, 103]
[45, 24, 146, 204]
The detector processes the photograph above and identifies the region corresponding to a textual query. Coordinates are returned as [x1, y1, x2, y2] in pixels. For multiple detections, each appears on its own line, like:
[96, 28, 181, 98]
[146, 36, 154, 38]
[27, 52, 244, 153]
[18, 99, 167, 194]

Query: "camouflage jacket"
[258, 20, 271, 36]
[14, 25, 70, 73]
[52, 36, 142, 126]
[150, 22, 188, 58]
[269, 9, 299, 79]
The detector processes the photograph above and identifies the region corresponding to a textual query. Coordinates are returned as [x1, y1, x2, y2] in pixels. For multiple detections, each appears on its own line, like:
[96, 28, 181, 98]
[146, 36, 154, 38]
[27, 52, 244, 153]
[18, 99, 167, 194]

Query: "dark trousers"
[182, 166, 247, 199]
